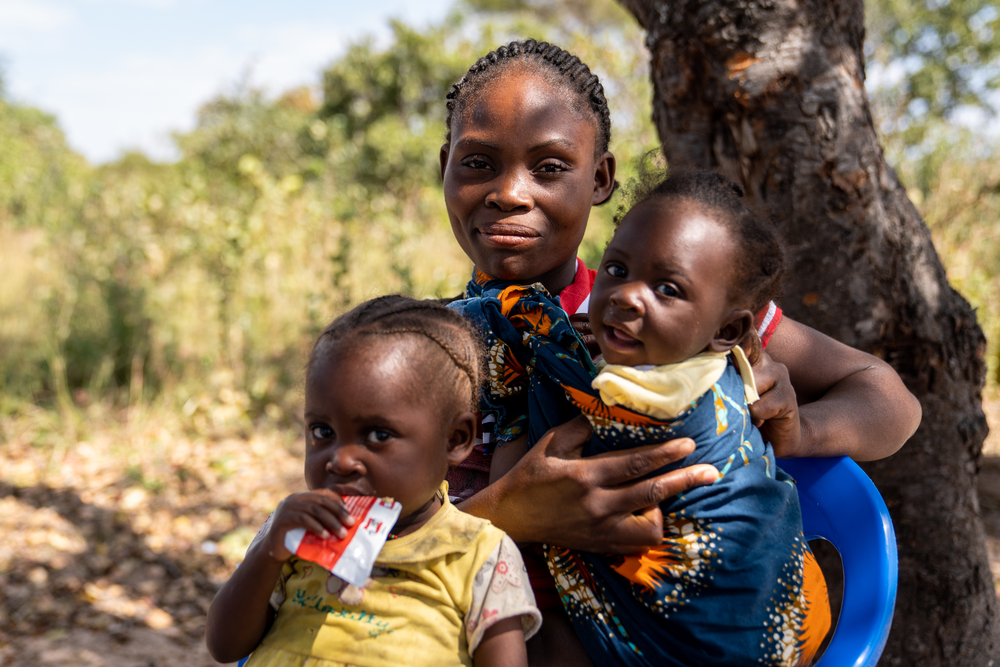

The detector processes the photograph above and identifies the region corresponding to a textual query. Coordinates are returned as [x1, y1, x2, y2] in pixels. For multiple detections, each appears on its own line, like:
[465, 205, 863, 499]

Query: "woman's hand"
[264, 490, 357, 561]
[764, 316, 921, 460]
[462, 416, 719, 554]
[749, 350, 803, 458]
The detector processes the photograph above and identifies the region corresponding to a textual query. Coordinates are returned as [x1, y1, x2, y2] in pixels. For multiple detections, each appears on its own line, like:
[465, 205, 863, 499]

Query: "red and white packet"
[283, 496, 402, 587]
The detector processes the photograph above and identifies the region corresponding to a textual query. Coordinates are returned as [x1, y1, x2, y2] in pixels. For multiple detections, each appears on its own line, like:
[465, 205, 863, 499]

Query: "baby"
[450, 170, 831, 666]
[206, 296, 541, 667]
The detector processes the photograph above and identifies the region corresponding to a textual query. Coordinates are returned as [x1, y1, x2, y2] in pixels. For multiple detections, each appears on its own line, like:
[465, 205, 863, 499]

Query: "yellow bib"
[591, 347, 759, 421]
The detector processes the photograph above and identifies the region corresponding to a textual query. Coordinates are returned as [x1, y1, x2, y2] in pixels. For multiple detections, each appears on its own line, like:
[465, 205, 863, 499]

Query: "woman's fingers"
[535, 414, 593, 459]
[602, 505, 663, 555]
[587, 438, 696, 487]
[747, 351, 802, 456]
[595, 463, 720, 522]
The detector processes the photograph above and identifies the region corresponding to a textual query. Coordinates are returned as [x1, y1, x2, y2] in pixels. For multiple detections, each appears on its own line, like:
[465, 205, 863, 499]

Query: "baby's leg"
[527, 606, 594, 667]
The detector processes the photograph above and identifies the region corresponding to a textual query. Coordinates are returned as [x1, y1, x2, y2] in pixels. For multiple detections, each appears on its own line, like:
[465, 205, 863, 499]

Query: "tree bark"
[617, 0, 999, 663]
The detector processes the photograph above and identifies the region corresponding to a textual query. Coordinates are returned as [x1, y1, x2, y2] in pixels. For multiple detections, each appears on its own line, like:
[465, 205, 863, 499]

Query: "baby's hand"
[263, 490, 357, 561]
[749, 351, 802, 457]
[569, 313, 600, 358]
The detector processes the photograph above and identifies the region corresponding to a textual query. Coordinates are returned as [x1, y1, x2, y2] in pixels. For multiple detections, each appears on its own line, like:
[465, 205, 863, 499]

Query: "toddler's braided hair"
[618, 169, 786, 316]
[309, 296, 485, 414]
[445, 38, 612, 159]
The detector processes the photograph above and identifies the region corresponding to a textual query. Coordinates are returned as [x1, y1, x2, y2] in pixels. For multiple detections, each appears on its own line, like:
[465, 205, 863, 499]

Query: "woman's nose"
[609, 282, 646, 314]
[326, 446, 364, 476]
[485, 168, 533, 211]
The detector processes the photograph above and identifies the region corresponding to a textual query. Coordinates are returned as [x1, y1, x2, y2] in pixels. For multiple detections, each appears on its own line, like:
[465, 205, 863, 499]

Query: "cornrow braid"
[309, 296, 485, 413]
[363, 327, 478, 391]
[445, 38, 612, 158]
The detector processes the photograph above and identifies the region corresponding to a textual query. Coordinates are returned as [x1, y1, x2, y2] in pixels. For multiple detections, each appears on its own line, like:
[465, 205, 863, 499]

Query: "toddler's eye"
[605, 263, 627, 279]
[537, 161, 568, 173]
[366, 429, 392, 444]
[655, 283, 680, 298]
[309, 424, 333, 441]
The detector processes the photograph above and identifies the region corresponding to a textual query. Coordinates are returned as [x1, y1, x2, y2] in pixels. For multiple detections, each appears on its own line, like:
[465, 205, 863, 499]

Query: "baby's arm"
[761, 316, 921, 460]
[475, 617, 529, 667]
[205, 490, 356, 662]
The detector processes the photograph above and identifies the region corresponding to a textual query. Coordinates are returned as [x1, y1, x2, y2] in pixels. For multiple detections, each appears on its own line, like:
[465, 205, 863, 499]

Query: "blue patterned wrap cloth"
[448, 271, 831, 667]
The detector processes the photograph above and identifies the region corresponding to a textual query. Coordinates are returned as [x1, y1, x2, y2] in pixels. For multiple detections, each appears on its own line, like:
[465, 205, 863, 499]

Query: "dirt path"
[2, 395, 999, 666]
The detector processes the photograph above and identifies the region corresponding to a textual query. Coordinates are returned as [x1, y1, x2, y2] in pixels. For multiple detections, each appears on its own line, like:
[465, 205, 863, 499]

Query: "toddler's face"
[303, 339, 463, 518]
[440, 67, 613, 294]
[589, 198, 739, 367]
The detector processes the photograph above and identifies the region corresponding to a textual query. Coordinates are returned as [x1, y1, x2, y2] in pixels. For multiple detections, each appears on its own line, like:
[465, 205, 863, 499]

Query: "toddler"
[450, 171, 831, 666]
[205, 296, 541, 667]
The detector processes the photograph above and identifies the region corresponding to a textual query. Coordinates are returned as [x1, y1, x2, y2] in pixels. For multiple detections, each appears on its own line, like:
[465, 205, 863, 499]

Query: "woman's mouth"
[478, 223, 540, 249]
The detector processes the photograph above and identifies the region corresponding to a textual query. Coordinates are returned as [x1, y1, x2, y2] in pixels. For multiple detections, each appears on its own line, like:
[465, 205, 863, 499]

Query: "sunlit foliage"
[1, 0, 997, 431]
[0, 3, 657, 427]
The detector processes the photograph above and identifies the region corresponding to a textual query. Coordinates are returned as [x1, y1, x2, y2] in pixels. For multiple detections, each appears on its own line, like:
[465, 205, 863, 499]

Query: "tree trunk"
[617, 0, 999, 663]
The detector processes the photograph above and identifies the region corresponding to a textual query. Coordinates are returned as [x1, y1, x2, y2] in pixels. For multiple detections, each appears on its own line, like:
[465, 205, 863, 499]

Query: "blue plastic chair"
[778, 456, 898, 667]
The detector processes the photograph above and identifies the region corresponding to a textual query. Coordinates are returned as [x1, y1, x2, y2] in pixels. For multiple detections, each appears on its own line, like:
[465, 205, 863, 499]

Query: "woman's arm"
[757, 315, 921, 461]
[458, 416, 719, 553]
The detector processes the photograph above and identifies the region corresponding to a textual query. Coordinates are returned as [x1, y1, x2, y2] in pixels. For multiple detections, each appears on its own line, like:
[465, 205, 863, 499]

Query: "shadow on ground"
[0, 480, 236, 666]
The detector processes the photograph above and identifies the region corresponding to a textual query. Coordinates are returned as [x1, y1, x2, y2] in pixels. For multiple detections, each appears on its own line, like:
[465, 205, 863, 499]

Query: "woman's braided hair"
[445, 38, 612, 159]
[619, 169, 786, 316]
[308, 296, 485, 414]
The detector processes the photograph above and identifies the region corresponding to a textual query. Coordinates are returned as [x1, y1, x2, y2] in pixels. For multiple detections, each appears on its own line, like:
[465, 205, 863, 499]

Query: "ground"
[1, 393, 999, 666]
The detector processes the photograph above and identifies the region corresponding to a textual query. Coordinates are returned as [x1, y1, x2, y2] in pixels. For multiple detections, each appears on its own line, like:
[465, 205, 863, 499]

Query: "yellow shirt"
[245, 484, 539, 667]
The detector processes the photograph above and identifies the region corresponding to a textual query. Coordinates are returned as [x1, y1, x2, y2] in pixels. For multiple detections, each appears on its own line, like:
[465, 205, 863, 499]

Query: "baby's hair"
[309, 296, 485, 416]
[618, 168, 785, 315]
[445, 38, 612, 159]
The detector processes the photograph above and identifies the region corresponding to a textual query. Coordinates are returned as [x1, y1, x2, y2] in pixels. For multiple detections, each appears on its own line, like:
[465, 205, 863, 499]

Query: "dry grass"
[0, 403, 305, 666]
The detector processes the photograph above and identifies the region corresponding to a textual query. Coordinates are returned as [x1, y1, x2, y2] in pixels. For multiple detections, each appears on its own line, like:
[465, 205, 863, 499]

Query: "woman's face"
[440, 66, 615, 294]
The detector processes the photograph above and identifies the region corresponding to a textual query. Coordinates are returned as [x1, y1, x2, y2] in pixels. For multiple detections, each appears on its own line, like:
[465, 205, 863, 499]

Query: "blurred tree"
[618, 0, 998, 663]
[866, 0, 1000, 148]
[863, 0, 1000, 390]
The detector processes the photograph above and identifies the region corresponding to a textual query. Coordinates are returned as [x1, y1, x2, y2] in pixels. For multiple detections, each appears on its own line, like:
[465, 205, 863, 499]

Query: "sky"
[0, 0, 455, 163]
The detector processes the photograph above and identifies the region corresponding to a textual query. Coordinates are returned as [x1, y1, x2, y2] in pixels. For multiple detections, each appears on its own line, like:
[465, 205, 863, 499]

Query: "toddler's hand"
[749, 351, 802, 457]
[263, 490, 357, 561]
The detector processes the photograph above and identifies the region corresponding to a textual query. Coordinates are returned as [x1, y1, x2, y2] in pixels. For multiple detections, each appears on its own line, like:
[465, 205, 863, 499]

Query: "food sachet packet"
[284, 496, 401, 587]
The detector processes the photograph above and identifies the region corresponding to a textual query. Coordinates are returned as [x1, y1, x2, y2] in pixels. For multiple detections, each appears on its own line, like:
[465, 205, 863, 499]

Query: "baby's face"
[589, 198, 738, 367]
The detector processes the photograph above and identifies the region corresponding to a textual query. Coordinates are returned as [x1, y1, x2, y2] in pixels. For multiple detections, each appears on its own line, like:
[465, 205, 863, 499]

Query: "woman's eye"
[655, 283, 680, 298]
[462, 157, 491, 170]
[309, 424, 333, 440]
[366, 429, 392, 444]
[605, 263, 627, 279]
